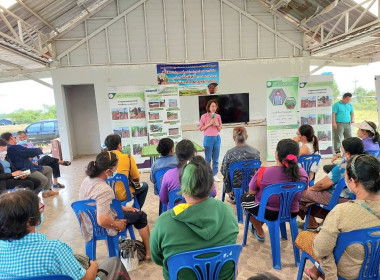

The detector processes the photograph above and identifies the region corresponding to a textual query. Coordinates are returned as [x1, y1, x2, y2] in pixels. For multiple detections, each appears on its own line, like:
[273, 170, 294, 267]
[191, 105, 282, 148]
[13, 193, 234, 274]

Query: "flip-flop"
[303, 267, 316, 280]
[62, 161, 71, 166]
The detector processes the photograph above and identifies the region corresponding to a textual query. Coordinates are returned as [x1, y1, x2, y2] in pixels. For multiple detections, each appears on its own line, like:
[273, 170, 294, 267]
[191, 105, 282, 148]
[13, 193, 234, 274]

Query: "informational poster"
[156, 62, 219, 96]
[145, 85, 182, 144]
[108, 86, 150, 168]
[266, 77, 299, 161]
[298, 75, 334, 156]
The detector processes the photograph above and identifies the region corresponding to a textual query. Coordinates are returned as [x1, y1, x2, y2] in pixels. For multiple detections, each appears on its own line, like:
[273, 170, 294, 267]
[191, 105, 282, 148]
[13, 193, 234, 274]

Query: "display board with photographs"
[108, 87, 150, 168]
[145, 85, 182, 145]
[266, 77, 299, 161]
[298, 75, 334, 156]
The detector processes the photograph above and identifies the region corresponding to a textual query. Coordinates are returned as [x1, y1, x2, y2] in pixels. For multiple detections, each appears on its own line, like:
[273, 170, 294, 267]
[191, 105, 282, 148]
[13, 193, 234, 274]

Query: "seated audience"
[17, 131, 71, 189]
[221, 126, 260, 204]
[298, 137, 364, 230]
[1, 132, 57, 198]
[150, 156, 239, 280]
[296, 154, 380, 280]
[160, 139, 216, 209]
[79, 151, 150, 259]
[150, 138, 178, 195]
[293, 124, 320, 180]
[104, 134, 148, 208]
[241, 139, 308, 241]
[352, 120, 380, 154]
[0, 189, 129, 279]
[0, 139, 41, 192]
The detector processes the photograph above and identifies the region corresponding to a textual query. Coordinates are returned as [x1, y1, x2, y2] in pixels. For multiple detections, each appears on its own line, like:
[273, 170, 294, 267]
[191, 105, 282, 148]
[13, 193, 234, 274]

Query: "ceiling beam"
[57, 0, 149, 60]
[16, 0, 59, 34]
[23, 74, 53, 88]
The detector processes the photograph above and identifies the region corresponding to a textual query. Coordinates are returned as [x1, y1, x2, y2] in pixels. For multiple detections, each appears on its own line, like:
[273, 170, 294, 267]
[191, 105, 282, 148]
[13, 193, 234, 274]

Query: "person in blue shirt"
[352, 121, 380, 155]
[0, 133, 57, 198]
[0, 189, 129, 280]
[332, 92, 354, 153]
[272, 90, 283, 105]
[150, 138, 178, 195]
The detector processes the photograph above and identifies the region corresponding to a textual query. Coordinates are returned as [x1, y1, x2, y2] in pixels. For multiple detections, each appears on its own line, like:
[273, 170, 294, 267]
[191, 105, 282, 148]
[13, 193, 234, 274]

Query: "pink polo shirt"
[199, 113, 222, 136]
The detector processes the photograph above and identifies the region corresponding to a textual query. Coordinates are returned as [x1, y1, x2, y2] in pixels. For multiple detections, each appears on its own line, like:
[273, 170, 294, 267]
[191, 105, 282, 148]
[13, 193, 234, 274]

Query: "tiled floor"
[38, 155, 325, 280]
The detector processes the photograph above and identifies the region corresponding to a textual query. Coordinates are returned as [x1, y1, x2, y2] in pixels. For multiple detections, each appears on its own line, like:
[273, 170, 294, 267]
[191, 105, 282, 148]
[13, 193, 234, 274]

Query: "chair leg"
[221, 183, 226, 202]
[233, 188, 243, 224]
[159, 201, 162, 216]
[303, 207, 312, 231]
[107, 235, 120, 258]
[85, 240, 96, 261]
[128, 225, 136, 240]
[280, 222, 287, 240]
[290, 219, 300, 267]
[296, 252, 307, 280]
[267, 221, 281, 270]
[242, 212, 250, 246]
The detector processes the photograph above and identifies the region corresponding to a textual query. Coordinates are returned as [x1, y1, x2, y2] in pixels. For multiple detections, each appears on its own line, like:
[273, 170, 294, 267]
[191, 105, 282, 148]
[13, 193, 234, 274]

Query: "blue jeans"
[203, 135, 221, 176]
[134, 182, 148, 208]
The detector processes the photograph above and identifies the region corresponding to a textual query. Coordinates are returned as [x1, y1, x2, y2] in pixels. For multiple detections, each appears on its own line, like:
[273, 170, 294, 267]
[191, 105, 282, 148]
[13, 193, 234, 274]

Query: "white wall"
[52, 57, 310, 160]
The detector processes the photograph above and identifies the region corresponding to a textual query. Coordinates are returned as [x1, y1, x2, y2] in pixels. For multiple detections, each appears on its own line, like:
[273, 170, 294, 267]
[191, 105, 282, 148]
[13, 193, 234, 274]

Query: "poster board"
[156, 62, 219, 96]
[145, 85, 182, 144]
[108, 86, 150, 168]
[266, 77, 299, 161]
[298, 75, 334, 156]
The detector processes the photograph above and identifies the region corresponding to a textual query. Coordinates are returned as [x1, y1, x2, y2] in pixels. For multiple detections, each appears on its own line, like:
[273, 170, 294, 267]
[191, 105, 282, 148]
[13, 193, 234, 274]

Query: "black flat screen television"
[198, 93, 250, 124]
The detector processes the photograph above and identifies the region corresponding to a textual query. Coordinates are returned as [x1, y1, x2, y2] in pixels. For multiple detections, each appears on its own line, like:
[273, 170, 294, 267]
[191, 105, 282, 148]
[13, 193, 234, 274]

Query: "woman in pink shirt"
[199, 100, 223, 181]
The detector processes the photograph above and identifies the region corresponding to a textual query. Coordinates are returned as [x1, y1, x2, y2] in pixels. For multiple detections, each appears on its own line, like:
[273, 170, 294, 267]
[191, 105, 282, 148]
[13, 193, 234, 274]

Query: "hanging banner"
[156, 62, 219, 96]
[145, 85, 182, 144]
[298, 75, 334, 156]
[266, 77, 299, 161]
[108, 86, 150, 168]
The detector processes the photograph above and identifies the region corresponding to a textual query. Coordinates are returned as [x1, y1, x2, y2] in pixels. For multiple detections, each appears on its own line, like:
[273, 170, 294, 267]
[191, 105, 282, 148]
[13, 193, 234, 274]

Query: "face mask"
[35, 214, 43, 230]
[345, 178, 354, 193]
[18, 140, 27, 145]
[340, 151, 347, 161]
[107, 170, 117, 179]
[0, 151, 6, 160]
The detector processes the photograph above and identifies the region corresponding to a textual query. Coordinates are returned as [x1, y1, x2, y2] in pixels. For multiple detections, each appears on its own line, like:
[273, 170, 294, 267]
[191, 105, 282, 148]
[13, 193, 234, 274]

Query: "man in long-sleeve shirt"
[1, 133, 58, 198]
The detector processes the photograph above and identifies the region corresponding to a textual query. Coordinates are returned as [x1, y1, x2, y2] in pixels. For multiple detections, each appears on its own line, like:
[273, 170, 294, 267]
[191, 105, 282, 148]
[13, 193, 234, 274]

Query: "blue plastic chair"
[154, 167, 172, 215]
[298, 154, 321, 186]
[221, 160, 261, 224]
[5, 275, 73, 280]
[242, 181, 307, 270]
[303, 177, 346, 231]
[296, 226, 380, 280]
[168, 189, 186, 209]
[105, 173, 140, 210]
[71, 199, 135, 260]
[366, 150, 380, 157]
[167, 244, 243, 280]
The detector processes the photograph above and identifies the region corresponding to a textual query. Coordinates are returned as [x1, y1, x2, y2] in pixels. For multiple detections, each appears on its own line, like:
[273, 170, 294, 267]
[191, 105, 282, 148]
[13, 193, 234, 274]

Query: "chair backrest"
[168, 189, 186, 209]
[257, 182, 307, 223]
[366, 150, 380, 157]
[154, 168, 172, 193]
[334, 227, 380, 279]
[105, 173, 134, 203]
[228, 160, 261, 191]
[326, 177, 346, 209]
[71, 199, 126, 240]
[298, 154, 321, 175]
[5, 275, 74, 280]
[167, 244, 242, 280]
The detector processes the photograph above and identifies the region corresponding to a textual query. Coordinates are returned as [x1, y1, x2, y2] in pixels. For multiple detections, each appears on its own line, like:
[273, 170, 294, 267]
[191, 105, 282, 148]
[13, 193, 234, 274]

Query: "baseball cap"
[352, 121, 376, 134]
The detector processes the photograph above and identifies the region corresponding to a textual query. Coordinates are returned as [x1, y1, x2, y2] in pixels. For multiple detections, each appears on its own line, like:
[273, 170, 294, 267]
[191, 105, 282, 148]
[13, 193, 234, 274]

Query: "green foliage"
[5, 104, 56, 124]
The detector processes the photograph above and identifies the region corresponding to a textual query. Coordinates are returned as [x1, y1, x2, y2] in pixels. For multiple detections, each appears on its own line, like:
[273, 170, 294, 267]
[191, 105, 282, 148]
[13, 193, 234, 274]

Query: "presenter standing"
[199, 100, 222, 182]
[332, 92, 354, 153]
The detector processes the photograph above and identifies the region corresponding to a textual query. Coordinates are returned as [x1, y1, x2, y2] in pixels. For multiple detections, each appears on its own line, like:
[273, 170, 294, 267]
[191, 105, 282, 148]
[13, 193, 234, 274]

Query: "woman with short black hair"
[0, 189, 125, 279]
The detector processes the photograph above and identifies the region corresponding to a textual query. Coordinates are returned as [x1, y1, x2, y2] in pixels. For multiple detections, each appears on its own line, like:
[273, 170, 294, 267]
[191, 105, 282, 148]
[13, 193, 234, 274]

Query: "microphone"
[212, 113, 215, 119]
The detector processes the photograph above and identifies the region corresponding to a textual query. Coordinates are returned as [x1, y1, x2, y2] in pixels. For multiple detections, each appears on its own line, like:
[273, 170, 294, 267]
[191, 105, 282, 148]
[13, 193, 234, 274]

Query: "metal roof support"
[56, 0, 149, 60]
[15, 0, 59, 34]
[123, 16, 131, 63]
[23, 74, 53, 88]
[220, 0, 225, 59]
[162, 0, 169, 61]
[201, 0, 206, 60]
[310, 61, 331, 75]
[143, 2, 150, 62]
[349, 0, 376, 31]
[182, 0, 187, 61]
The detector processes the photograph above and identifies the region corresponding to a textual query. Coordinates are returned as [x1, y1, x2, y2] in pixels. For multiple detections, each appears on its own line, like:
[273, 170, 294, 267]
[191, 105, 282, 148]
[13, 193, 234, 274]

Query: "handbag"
[128, 154, 142, 190]
[119, 239, 146, 272]
[74, 254, 109, 277]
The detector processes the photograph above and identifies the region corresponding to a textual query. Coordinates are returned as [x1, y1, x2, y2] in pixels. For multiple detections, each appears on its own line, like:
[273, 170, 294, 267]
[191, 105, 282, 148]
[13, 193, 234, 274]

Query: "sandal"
[62, 161, 71, 166]
[249, 223, 265, 242]
[53, 183, 65, 189]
